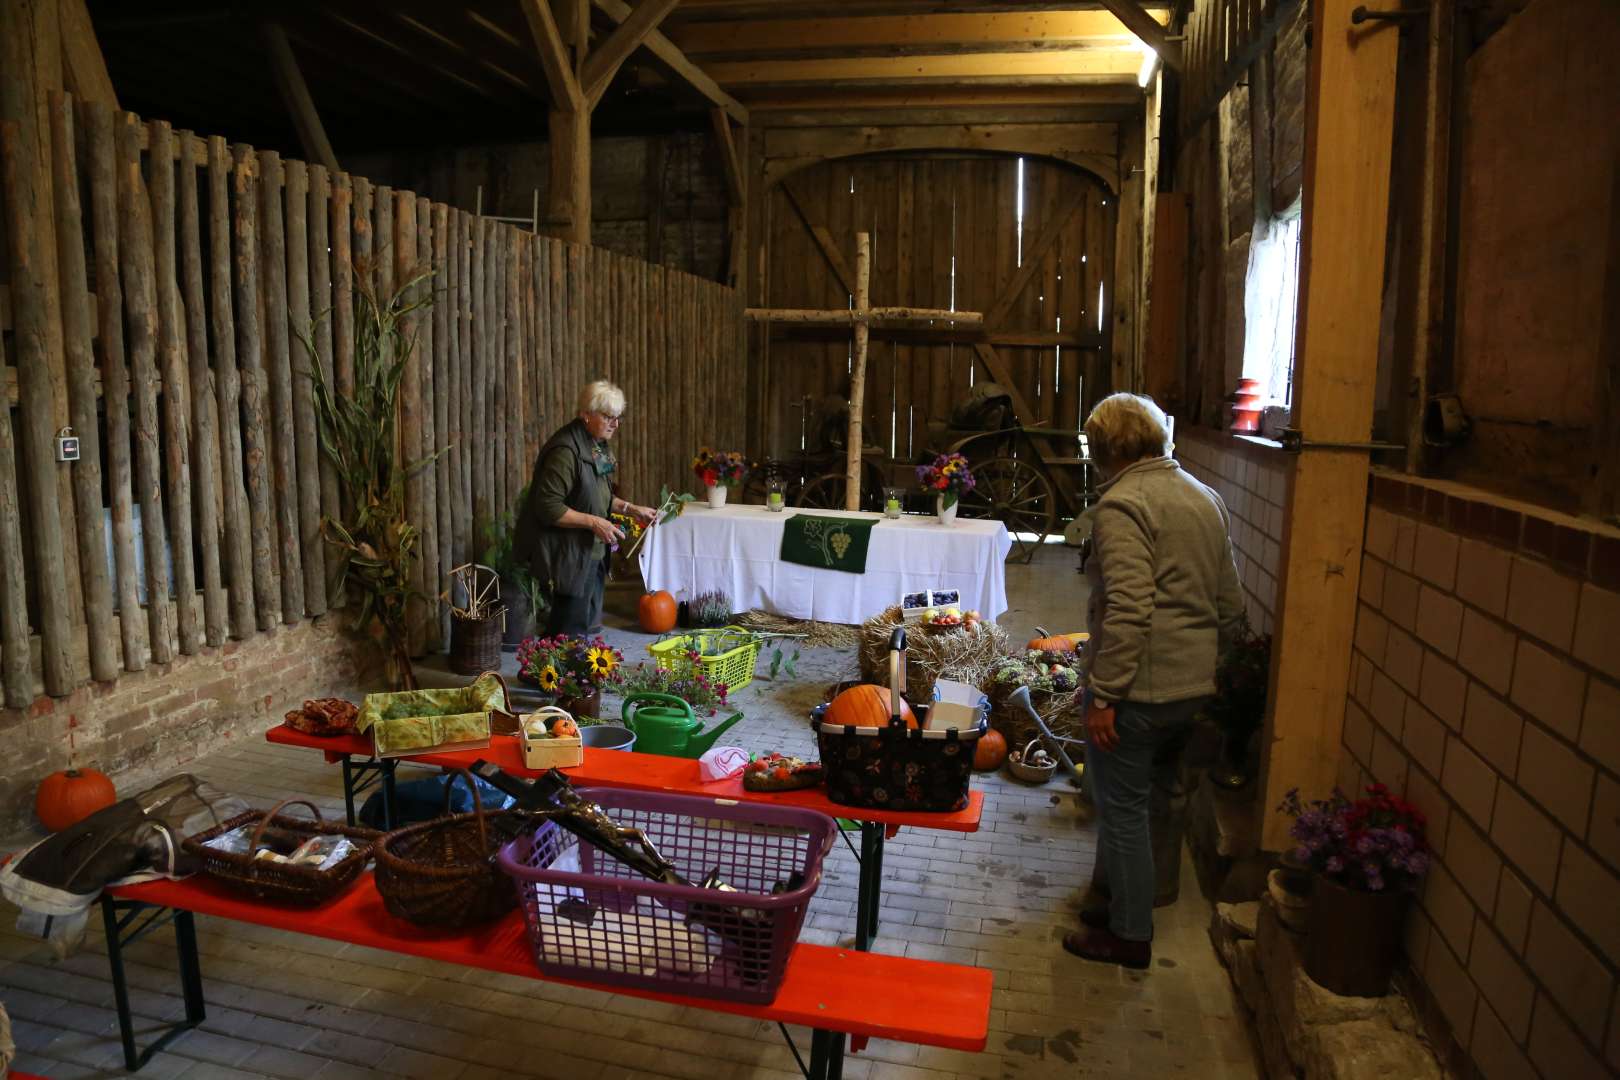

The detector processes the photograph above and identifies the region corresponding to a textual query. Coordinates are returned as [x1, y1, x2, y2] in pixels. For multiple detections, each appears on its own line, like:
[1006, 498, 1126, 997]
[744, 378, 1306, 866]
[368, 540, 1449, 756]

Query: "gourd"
[826, 684, 917, 730]
[973, 728, 1008, 771]
[638, 590, 677, 633]
[36, 767, 117, 832]
[1027, 626, 1084, 653]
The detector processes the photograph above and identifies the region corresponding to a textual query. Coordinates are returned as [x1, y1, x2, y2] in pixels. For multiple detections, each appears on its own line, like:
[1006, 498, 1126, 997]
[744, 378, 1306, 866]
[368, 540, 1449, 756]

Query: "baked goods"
[284, 698, 359, 737]
[742, 752, 824, 792]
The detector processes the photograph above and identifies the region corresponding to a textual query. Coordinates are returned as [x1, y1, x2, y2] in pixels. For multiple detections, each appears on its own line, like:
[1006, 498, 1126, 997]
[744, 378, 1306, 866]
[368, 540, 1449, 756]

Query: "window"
[1241, 199, 1303, 406]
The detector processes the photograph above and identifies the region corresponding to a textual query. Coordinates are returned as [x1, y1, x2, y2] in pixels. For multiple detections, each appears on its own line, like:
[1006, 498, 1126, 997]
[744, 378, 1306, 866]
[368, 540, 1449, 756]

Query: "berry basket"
[497, 788, 834, 1004]
[646, 626, 762, 693]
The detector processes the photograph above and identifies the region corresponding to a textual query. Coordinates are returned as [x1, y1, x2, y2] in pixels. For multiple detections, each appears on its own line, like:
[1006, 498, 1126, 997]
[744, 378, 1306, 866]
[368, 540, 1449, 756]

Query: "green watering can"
[621, 692, 743, 758]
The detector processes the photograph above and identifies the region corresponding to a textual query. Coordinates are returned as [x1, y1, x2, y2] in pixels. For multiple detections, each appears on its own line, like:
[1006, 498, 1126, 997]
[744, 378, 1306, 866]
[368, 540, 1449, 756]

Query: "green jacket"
[516, 419, 613, 597]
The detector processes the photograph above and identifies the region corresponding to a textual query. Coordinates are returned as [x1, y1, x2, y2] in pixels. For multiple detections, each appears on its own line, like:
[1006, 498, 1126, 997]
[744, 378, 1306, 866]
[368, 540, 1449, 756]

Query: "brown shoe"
[1062, 928, 1151, 970]
[1079, 907, 1110, 930]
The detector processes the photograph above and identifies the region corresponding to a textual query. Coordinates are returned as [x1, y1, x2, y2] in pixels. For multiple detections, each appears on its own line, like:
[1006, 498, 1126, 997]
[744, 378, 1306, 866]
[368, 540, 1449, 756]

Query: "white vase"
[936, 496, 958, 525]
[707, 484, 728, 509]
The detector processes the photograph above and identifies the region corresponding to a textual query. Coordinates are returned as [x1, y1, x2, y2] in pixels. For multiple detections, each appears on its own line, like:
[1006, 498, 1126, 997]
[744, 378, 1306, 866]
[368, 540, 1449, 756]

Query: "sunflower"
[536, 665, 560, 692]
[586, 647, 619, 677]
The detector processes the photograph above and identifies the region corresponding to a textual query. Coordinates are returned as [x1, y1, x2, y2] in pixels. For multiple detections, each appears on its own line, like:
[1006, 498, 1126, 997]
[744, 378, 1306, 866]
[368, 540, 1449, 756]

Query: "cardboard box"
[926, 678, 987, 732]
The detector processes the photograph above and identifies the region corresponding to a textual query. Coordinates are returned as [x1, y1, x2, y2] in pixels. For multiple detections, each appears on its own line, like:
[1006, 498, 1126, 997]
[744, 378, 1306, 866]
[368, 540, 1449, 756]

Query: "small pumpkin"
[36, 767, 117, 832]
[973, 728, 1008, 771]
[551, 717, 580, 739]
[638, 590, 677, 633]
[826, 684, 918, 730]
[1027, 626, 1084, 653]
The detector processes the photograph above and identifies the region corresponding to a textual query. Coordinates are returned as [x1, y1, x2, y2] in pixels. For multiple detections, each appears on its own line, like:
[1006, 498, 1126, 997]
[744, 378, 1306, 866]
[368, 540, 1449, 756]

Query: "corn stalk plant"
[301, 267, 441, 689]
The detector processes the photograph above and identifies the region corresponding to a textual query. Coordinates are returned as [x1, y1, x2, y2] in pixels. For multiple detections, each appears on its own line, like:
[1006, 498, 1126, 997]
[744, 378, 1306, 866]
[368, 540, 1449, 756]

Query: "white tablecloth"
[639, 504, 1012, 624]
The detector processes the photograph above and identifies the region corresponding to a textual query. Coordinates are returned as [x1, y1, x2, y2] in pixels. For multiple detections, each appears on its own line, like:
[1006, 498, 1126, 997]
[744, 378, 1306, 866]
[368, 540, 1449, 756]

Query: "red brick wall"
[0, 615, 374, 835]
[1342, 473, 1620, 1078]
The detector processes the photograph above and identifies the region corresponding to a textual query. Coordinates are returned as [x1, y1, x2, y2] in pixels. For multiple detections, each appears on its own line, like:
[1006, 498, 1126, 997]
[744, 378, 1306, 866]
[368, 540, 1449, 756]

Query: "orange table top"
[107, 872, 991, 1052]
[266, 724, 983, 833]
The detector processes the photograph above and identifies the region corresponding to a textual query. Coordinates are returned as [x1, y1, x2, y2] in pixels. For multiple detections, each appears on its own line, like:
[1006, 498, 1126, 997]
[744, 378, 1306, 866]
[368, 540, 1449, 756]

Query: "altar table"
[638, 504, 1012, 623]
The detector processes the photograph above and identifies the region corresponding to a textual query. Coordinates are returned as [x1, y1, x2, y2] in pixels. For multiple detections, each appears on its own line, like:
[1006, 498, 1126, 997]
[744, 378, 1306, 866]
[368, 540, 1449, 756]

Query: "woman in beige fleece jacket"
[1064, 393, 1245, 970]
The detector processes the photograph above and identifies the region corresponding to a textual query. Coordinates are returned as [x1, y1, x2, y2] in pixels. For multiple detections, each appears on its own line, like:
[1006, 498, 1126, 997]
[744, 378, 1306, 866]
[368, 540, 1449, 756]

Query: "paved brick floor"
[2, 544, 1260, 1079]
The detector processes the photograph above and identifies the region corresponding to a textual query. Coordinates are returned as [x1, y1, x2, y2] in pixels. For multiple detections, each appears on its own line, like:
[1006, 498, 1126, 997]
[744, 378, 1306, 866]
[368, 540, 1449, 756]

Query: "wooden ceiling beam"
[60, 0, 119, 107]
[709, 106, 743, 205]
[317, 9, 525, 103]
[669, 11, 1160, 60]
[704, 51, 1142, 88]
[739, 83, 1143, 113]
[1093, 0, 1181, 69]
[383, 8, 550, 97]
[667, 0, 1170, 19]
[591, 0, 746, 121]
[259, 23, 339, 173]
[519, 0, 586, 107]
[580, 0, 682, 107]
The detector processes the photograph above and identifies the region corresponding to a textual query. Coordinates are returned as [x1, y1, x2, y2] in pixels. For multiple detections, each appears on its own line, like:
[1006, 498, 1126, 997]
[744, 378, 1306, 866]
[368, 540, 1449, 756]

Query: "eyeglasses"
[596, 412, 623, 425]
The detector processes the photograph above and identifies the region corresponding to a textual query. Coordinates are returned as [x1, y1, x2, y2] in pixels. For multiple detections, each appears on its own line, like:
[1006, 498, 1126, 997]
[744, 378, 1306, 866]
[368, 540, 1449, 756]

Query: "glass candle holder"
[883, 487, 904, 519]
[766, 478, 786, 512]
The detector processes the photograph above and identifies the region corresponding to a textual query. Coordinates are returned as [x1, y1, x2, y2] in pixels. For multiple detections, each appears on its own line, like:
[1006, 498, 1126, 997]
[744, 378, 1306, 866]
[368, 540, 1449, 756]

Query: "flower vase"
[936, 496, 958, 525]
[557, 689, 602, 722]
[1304, 875, 1408, 997]
[707, 484, 728, 509]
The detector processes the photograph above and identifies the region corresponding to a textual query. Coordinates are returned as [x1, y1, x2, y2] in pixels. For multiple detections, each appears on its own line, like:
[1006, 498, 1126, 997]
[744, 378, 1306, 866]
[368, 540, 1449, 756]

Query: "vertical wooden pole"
[50, 93, 117, 681]
[432, 201, 452, 644]
[458, 212, 474, 560]
[446, 209, 465, 570]
[548, 107, 590, 246]
[1260, 0, 1401, 849]
[472, 217, 490, 542]
[285, 159, 324, 616]
[85, 101, 146, 668]
[844, 232, 871, 511]
[207, 135, 254, 640]
[309, 163, 340, 609]
[504, 226, 521, 510]
[177, 128, 227, 647]
[259, 150, 304, 621]
[331, 172, 355, 531]
[395, 190, 423, 653]
[234, 144, 279, 629]
[415, 195, 439, 650]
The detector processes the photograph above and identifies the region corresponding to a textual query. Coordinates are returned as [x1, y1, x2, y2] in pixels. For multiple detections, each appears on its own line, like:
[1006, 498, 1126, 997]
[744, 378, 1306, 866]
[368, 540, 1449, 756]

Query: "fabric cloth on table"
[641, 505, 1011, 625]
[778, 514, 875, 573]
[355, 672, 508, 756]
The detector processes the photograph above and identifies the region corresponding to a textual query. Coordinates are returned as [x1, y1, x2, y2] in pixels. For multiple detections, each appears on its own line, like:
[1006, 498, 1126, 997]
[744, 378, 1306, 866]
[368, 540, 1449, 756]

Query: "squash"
[1027, 626, 1086, 653]
[550, 717, 580, 739]
[826, 684, 917, 730]
[638, 590, 677, 633]
[973, 728, 1008, 771]
[36, 767, 117, 832]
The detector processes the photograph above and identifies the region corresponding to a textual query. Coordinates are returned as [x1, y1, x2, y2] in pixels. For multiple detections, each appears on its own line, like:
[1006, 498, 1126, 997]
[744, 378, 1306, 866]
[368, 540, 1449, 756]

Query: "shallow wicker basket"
[1006, 739, 1058, 785]
[373, 770, 529, 928]
[183, 799, 380, 906]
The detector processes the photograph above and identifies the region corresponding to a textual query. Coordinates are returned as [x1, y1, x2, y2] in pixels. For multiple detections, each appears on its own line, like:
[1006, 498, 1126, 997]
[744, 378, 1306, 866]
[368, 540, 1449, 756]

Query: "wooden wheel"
[958, 457, 1055, 562]
[796, 463, 885, 512]
[740, 460, 801, 505]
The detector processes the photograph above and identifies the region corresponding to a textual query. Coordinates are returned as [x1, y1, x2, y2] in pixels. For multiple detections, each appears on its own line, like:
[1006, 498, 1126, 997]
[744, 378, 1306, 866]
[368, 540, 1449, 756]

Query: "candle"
[885, 497, 901, 519]
[768, 492, 784, 511]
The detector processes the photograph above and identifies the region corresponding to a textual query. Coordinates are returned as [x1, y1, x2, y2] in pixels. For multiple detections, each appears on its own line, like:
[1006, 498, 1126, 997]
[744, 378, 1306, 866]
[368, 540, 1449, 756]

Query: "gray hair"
[578, 380, 626, 416]
[1084, 393, 1171, 470]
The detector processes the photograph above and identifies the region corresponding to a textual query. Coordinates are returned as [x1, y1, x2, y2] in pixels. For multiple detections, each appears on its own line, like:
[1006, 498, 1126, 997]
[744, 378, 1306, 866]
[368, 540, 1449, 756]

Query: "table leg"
[808, 1029, 846, 1080]
[340, 755, 358, 825]
[855, 823, 884, 951]
[867, 827, 886, 940]
[340, 756, 399, 829]
[100, 897, 207, 1072]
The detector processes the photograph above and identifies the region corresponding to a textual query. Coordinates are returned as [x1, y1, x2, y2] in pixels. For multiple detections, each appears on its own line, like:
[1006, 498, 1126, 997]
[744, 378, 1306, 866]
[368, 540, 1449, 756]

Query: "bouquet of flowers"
[1279, 784, 1431, 893]
[916, 452, 976, 508]
[692, 447, 748, 489]
[515, 634, 623, 699]
[1203, 621, 1272, 770]
[618, 662, 730, 716]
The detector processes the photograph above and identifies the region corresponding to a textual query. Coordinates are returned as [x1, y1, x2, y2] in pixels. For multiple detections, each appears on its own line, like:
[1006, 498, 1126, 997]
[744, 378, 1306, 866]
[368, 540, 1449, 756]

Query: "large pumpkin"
[638, 590, 677, 633]
[36, 767, 117, 832]
[1028, 626, 1085, 653]
[973, 728, 1008, 771]
[826, 684, 917, 730]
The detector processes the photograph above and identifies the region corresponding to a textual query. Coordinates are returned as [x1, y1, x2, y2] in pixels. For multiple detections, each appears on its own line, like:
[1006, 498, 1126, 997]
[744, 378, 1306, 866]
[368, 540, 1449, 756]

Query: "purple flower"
[1325, 856, 1344, 874]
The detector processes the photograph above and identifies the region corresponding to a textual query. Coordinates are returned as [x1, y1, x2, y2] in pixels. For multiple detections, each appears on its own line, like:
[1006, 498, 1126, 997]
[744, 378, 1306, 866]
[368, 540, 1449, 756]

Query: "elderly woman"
[516, 381, 656, 636]
[1065, 393, 1245, 970]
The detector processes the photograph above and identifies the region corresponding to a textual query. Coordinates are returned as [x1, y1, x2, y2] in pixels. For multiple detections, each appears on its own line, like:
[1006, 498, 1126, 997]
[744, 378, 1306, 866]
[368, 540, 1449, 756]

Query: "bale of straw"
[857, 606, 1008, 704]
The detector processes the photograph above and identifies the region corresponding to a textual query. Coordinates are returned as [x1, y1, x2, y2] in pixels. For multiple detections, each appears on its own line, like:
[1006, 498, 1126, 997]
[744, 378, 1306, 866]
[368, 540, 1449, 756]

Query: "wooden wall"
[0, 94, 743, 704]
[760, 154, 1112, 462]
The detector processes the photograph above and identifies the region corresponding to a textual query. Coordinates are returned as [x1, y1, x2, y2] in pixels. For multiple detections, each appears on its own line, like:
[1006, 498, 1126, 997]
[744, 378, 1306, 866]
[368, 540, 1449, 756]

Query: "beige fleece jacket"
[1084, 456, 1246, 704]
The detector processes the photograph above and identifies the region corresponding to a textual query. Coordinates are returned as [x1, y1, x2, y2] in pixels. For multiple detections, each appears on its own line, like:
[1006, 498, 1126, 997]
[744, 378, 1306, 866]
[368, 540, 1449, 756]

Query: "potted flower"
[515, 634, 623, 719]
[1279, 784, 1431, 997]
[692, 447, 748, 508]
[1203, 623, 1272, 790]
[618, 662, 731, 717]
[915, 453, 975, 524]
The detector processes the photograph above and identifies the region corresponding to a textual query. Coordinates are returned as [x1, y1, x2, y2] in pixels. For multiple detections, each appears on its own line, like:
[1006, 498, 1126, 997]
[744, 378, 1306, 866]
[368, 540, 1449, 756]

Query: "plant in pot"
[692, 447, 748, 509]
[688, 589, 732, 630]
[1203, 622, 1272, 790]
[1280, 784, 1431, 997]
[618, 662, 730, 717]
[516, 634, 623, 719]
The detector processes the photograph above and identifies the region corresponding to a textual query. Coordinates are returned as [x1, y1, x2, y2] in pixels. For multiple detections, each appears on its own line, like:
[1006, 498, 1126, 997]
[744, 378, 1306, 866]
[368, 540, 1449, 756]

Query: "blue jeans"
[1085, 696, 1204, 942]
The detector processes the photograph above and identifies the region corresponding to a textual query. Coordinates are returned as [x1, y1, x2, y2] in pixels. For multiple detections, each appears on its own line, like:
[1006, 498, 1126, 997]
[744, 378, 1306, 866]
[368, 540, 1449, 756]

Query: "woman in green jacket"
[515, 380, 656, 635]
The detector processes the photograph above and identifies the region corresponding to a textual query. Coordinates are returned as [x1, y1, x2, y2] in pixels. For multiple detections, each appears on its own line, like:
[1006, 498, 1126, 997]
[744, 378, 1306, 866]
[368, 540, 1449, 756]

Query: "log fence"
[0, 96, 743, 704]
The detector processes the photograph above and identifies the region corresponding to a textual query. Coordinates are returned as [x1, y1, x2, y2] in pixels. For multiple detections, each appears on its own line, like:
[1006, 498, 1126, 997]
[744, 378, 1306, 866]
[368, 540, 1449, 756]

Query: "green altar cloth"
[779, 514, 875, 573]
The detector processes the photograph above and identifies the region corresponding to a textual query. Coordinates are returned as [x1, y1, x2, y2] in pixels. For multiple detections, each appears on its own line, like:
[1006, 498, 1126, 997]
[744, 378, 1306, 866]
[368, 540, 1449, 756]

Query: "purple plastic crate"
[496, 788, 835, 1005]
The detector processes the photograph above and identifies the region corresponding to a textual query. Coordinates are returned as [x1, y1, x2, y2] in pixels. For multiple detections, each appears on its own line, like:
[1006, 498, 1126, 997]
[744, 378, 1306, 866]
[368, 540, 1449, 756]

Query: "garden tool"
[621, 692, 743, 758]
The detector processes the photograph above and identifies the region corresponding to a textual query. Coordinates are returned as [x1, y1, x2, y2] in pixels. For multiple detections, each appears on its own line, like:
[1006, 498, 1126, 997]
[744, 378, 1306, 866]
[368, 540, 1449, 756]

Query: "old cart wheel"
[797, 464, 884, 512]
[959, 458, 1055, 562]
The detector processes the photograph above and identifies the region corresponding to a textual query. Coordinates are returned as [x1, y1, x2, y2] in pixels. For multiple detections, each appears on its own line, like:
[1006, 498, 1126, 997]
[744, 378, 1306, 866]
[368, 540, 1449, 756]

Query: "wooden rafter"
[519, 0, 585, 107]
[704, 50, 1142, 87]
[60, 0, 118, 108]
[593, 0, 746, 121]
[780, 181, 856, 296]
[1093, 0, 1181, 68]
[580, 0, 683, 105]
[260, 23, 339, 174]
[669, 11, 1163, 59]
[709, 105, 743, 205]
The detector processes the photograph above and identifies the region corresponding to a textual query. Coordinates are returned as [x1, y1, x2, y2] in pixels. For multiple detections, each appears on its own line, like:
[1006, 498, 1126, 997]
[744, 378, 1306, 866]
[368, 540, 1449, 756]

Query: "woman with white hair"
[515, 380, 656, 635]
[1064, 392, 1245, 970]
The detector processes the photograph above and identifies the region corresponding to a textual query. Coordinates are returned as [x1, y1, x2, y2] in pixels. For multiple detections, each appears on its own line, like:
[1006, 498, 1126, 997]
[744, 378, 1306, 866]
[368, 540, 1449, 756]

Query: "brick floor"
[2, 545, 1260, 1078]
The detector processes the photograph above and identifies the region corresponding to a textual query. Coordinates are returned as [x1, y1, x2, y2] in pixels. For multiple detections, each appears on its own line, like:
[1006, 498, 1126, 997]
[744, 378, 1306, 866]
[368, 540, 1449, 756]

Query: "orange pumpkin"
[1028, 626, 1082, 653]
[639, 590, 677, 633]
[973, 728, 1008, 771]
[36, 767, 117, 832]
[551, 717, 580, 738]
[826, 684, 917, 730]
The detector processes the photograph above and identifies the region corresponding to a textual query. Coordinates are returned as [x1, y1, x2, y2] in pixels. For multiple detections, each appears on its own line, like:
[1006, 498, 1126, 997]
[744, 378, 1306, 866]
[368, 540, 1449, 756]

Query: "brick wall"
[1342, 472, 1620, 1078]
[1176, 428, 1295, 635]
[0, 616, 374, 836]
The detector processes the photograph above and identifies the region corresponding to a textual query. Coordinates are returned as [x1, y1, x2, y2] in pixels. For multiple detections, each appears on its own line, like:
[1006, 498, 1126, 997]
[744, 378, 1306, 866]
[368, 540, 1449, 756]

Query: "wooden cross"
[745, 231, 983, 510]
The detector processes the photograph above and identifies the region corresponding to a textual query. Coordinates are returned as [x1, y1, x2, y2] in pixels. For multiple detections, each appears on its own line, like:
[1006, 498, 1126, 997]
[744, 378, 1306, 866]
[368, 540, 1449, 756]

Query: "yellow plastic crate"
[646, 626, 762, 693]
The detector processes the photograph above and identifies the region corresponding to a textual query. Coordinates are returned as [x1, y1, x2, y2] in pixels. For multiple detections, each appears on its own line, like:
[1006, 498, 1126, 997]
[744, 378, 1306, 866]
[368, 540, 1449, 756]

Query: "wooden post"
[149, 120, 201, 654]
[471, 217, 490, 542]
[234, 144, 279, 629]
[177, 129, 228, 647]
[844, 232, 871, 511]
[432, 201, 452, 646]
[0, 302, 32, 705]
[50, 93, 118, 682]
[285, 159, 325, 617]
[548, 107, 591, 246]
[415, 195, 439, 650]
[309, 164, 340, 610]
[259, 149, 304, 622]
[395, 190, 424, 654]
[85, 101, 146, 668]
[1259, 0, 1400, 849]
[207, 135, 255, 640]
[331, 172, 355, 530]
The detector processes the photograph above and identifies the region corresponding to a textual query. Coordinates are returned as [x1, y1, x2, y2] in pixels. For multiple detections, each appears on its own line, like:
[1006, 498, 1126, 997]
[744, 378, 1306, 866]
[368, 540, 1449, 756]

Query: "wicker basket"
[374, 770, 529, 928]
[647, 626, 762, 693]
[449, 611, 505, 675]
[1006, 739, 1058, 785]
[182, 799, 379, 906]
